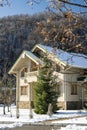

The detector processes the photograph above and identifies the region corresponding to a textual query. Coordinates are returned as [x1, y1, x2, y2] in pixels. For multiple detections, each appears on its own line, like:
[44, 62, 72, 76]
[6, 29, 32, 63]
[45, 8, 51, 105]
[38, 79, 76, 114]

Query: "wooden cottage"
[9, 44, 87, 111]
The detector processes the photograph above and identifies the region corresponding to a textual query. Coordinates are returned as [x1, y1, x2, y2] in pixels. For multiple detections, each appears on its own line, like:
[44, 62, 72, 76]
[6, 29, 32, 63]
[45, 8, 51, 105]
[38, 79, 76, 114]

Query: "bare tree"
[27, 0, 87, 10]
[1, 1, 87, 53]
[1, 58, 15, 115]
[0, 0, 10, 6]
[1, 0, 87, 10]
[26, 0, 87, 54]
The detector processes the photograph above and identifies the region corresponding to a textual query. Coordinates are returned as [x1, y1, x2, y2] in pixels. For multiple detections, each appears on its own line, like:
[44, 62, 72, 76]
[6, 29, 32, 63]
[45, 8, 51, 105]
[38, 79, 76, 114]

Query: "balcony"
[20, 71, 38, 85]
[25, 71, 38, 77]
[24, 71, 38, 83]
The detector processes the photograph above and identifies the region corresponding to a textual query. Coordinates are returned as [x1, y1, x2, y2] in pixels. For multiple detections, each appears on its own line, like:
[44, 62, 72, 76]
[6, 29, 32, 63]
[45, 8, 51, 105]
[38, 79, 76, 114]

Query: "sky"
[0, 0, 86, 18]
[0, 0, 48, 18]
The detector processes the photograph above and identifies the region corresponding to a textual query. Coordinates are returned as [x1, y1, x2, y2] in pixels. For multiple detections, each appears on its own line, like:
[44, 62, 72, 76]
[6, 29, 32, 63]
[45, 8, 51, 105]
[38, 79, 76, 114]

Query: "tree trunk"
[8, 105, 10, 112]
[3, 104, 6, 115]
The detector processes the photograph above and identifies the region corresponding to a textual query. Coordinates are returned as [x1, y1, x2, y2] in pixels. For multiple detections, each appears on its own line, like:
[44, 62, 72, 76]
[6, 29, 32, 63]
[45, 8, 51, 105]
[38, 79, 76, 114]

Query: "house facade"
[9, 44, 87, 110]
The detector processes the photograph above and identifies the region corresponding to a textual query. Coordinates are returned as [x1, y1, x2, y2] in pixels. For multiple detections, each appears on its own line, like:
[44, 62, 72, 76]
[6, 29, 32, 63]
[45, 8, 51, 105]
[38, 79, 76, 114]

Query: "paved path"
[6, 124, 60, 130]
[5, 115, 87, 130]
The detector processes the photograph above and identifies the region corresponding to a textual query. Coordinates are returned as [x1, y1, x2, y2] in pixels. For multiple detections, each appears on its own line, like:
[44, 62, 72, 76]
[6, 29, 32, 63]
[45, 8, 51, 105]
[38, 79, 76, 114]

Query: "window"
[56, 65, 60, 72]
[21, 67, 28, 77]
[31, 61, 37, 71]
[56, 84, 61, 95]
[21, 86, 28, 95]
[71, 84, 77, 95]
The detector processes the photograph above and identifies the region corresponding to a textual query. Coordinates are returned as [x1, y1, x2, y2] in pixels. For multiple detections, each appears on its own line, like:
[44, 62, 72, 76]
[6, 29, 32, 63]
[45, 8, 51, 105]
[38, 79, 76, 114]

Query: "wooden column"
[16, 71, 20, 118]
[29, 83, 33, 118]
[64, 73, 67, 110]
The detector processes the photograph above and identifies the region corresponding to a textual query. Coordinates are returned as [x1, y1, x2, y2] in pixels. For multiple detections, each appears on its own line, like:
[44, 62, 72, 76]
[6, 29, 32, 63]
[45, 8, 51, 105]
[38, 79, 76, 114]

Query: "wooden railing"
[25, 71, 38, 77]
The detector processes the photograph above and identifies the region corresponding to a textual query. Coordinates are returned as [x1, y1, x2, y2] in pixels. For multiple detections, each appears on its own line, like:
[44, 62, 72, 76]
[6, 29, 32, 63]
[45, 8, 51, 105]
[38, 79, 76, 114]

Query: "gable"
[8, 50, 43, 74]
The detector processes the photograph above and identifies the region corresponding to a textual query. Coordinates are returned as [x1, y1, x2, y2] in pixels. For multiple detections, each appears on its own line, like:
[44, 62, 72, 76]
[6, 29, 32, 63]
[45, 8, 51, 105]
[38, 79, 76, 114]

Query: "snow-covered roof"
[9, 44, 87, 74]
[36, 44, 87, 69]
[24, 50, 43, 65]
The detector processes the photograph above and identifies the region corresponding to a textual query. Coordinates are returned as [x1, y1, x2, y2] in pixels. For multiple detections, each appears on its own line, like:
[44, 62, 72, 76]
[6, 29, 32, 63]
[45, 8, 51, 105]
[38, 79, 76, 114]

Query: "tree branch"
[58, 0, 87, 8]
[83, 0, 87, 5]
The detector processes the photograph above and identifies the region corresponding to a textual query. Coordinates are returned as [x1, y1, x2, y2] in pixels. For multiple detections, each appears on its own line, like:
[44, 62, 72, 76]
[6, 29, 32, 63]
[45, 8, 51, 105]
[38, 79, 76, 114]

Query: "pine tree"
[34, 55, 58, 114]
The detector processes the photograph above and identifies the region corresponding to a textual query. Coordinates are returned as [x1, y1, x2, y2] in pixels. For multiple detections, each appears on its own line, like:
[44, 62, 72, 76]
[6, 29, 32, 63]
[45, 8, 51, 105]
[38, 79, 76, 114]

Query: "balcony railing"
[20, 71, 38, 85]
[25, 71, 38, 77]
[24, 71, 38, 83]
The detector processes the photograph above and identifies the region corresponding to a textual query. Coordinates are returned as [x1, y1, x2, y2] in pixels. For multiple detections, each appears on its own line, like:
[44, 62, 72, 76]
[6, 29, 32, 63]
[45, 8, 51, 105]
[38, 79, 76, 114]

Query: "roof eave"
[32, 44, 46, 53]
[8, 51, 24, 75]
[25, 53, 42, 65]
[68, 64, 87, 69]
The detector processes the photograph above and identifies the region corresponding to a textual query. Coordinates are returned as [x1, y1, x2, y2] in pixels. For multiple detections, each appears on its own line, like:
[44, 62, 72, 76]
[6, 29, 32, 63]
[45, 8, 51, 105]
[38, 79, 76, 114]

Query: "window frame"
[21, 86, 28, 96]
[71, 84, 77, 95]
[56, 84, 61, 95]
[20, 67, 28, 77]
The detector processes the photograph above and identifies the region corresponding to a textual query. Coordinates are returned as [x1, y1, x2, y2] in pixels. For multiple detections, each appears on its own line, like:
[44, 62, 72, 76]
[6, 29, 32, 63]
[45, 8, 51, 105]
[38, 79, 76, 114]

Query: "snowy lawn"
[0, 104, 87, 129]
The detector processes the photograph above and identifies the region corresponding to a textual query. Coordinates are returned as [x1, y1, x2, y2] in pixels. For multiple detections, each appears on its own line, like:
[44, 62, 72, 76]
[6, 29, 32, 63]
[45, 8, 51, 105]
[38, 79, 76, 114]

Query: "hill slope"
[0, 13, 87, 78]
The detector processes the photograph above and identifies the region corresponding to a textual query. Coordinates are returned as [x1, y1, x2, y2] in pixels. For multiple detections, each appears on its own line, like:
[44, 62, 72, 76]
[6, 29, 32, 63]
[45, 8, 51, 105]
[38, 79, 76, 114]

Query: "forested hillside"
[0, 12, 87, 78]
[0, 13, 46, 77]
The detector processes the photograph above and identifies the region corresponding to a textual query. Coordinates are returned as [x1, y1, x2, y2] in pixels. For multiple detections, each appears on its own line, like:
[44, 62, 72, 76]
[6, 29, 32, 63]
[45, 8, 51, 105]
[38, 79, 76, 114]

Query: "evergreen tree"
[34, 55, 58, 114]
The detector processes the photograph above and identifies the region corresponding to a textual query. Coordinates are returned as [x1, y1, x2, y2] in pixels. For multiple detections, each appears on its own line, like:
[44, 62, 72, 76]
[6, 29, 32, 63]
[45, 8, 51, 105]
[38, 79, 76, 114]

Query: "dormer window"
[21, 67, 28, 77]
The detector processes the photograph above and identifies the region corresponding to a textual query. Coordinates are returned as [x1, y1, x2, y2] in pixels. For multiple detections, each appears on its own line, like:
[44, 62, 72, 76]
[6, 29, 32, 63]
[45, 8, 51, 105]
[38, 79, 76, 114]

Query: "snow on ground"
[0, 105, 87, 129]
[52, 110, 87, 130]
[60, 125, 87, 130]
